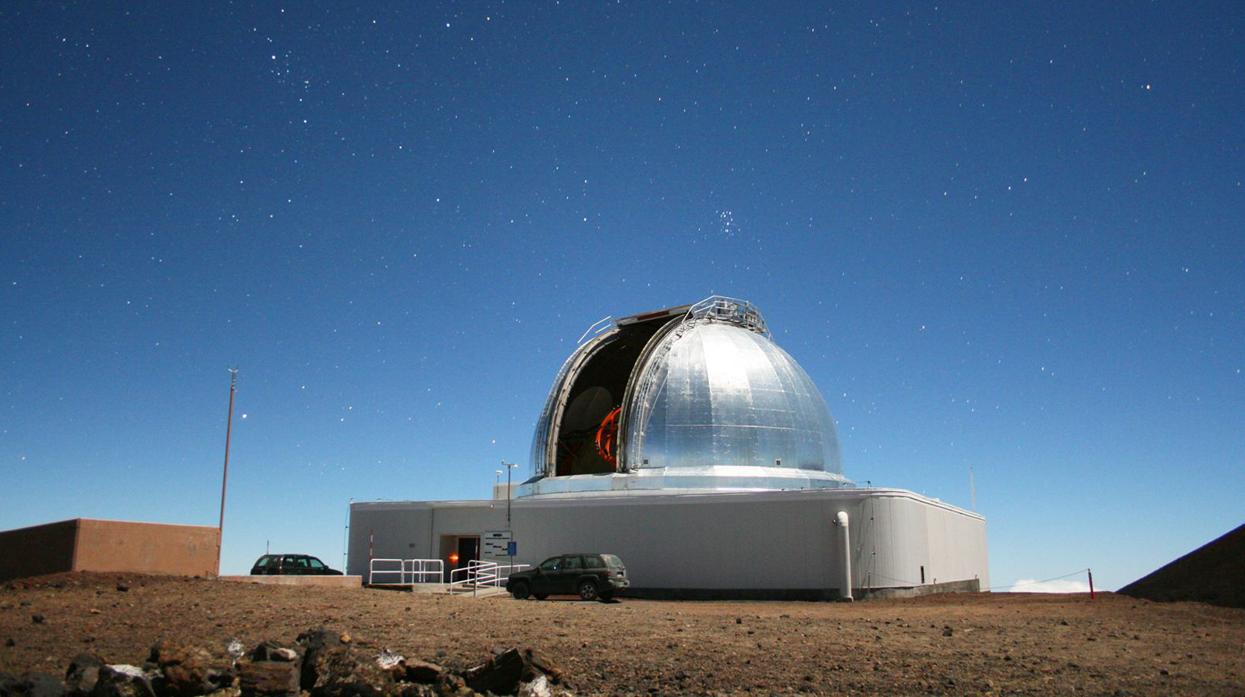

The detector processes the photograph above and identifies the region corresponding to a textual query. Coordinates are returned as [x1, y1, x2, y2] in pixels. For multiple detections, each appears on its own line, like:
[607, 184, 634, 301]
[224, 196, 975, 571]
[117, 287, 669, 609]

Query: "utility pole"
[493, 469, 503, 511]
[341, 498, 352, 571]
[502, 461, 519, 570]
[216, 368, 238, 576]
[503, 461, 519, 527]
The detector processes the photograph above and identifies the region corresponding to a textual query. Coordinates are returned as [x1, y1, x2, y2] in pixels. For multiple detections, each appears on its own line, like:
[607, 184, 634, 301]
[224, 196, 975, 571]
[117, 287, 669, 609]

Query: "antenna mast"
[216, 368, 238, 575]
[969, 464, 977, 511]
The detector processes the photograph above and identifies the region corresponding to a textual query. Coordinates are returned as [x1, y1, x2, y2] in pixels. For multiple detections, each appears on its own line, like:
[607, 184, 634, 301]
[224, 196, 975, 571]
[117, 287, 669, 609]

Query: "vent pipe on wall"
[834, 510, 852, 601]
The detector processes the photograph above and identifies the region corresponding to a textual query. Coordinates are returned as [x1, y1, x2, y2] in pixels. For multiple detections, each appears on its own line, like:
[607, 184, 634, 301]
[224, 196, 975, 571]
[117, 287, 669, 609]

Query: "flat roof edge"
[0, 518, 220, 536]
[351, 488, 984, 520]
[75, 518, 221, 530]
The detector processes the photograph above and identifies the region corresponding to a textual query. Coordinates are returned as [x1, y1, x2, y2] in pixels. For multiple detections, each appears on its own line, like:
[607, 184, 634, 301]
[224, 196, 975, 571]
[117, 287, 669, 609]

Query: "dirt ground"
[2, 573, 1243, 696]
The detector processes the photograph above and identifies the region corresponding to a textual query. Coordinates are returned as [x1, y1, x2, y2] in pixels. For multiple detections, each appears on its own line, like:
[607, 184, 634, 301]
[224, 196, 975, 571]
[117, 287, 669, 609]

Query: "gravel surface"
[2, 573, 1243, 695]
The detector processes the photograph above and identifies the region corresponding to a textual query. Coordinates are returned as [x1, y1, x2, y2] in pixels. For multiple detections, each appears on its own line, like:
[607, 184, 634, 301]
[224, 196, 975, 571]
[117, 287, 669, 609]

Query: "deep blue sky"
[2, 2, 1241, 587]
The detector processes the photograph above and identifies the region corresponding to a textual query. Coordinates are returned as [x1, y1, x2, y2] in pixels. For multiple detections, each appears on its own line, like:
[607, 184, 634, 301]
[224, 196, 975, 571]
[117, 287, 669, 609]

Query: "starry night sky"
[2, 3, 1242, 586]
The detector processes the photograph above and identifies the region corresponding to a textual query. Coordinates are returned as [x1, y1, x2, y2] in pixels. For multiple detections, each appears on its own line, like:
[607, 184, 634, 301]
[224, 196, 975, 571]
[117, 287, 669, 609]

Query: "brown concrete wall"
[0, 520, 78, 581]
[72, 520, 220, 578]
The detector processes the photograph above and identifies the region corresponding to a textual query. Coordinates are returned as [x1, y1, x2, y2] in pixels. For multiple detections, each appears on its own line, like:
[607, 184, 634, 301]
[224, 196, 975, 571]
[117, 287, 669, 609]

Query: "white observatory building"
[348, 297, 988, 598]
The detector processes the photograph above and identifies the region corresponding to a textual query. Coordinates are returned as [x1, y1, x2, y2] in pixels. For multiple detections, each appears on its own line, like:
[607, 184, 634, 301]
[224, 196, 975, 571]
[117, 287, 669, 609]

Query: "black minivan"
[505, 553, 628, 601]
[250, 554, 343, 575]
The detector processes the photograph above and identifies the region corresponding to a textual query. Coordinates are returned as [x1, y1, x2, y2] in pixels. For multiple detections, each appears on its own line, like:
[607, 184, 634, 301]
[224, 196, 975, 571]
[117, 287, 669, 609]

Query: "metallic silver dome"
[522, 297, 846, 497]
[625, 321, 842, 474]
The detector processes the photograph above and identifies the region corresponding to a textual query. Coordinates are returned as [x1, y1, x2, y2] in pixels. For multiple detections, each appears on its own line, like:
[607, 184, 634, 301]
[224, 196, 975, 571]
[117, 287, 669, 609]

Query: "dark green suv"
[505, 553, 628, 601]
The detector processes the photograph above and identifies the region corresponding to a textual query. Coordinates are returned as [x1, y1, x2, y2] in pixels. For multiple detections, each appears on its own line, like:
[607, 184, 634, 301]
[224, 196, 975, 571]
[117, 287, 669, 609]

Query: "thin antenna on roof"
[969, 465, 977, 511]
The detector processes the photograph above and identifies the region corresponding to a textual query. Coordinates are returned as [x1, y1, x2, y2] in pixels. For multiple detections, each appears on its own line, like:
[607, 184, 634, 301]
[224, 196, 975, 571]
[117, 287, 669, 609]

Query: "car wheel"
[511, 582, 531, 600]
[577, 580, 599, 601]
[534, 593, 548, 600]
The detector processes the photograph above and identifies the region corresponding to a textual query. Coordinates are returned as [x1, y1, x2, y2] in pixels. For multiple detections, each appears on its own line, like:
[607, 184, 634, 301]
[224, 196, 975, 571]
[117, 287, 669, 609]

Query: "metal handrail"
[448, 559, 493, 586]
[484, 563, 529, 587]
[445, 561, 531, 596]
[369, 558, 444, 585]
[368, 558, 405, 585]
[473, 565, 499, 591]
[447, 561, 496, 597]
[403, 558, 444, 583]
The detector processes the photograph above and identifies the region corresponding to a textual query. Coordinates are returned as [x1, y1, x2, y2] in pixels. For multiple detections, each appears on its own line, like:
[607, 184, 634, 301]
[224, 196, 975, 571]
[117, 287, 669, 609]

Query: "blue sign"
[507, 541, 517, 556]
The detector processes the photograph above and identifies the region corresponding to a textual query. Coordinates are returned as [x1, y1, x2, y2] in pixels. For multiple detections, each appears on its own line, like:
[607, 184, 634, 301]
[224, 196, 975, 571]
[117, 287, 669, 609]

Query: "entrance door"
[457, 536, 480, 569]
[441, 535, 482, 582]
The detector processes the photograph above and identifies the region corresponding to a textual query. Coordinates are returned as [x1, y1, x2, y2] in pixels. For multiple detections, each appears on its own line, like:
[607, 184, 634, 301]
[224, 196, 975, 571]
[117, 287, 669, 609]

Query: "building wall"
[0, 520, 78, 582]
[846, 493, 990, 590]
[74, 519, 220, 577]
[924, 497, 989, 587]
[0, 519, 220, 581]
[349, 488, 988, 595]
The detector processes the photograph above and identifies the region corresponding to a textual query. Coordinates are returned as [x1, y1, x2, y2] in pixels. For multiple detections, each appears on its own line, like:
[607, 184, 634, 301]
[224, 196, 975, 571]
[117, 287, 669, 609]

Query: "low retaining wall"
[621, 578, 980, 601]
[220, 575, 363, 588]
[856, 578, 981, 600]
[625, 588, 843, 601]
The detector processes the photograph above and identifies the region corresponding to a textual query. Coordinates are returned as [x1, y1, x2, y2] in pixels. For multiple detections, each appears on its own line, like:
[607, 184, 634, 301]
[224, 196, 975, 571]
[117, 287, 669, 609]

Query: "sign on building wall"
[483, 530, 513, 558]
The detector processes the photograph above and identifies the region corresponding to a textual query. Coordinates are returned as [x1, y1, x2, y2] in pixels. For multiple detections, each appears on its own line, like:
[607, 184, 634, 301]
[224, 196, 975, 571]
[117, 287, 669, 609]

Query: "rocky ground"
[2, 573, 1244, 695]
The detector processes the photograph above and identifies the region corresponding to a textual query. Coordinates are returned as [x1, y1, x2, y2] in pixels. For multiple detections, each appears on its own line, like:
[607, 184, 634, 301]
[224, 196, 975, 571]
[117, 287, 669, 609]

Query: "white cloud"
[1008, 578, 1092, 593]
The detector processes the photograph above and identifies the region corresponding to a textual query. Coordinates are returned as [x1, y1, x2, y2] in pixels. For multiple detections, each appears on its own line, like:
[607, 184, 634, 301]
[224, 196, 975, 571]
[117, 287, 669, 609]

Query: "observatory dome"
[521, 297, 846, 497]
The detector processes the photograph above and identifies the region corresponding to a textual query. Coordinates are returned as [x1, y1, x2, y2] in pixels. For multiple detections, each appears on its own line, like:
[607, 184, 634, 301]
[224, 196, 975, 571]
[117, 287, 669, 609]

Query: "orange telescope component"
[596, 406, 621, 467]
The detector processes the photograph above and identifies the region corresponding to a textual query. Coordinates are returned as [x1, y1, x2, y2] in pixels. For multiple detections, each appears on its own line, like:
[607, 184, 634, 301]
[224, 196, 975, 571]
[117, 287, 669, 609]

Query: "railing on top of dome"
[685, 296, 769, 336]
[619, 297, 767, 471]
[576, 315, 615, 344]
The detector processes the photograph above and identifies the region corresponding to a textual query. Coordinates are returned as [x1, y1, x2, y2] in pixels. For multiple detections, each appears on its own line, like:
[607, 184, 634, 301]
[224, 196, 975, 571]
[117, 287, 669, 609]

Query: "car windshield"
[540, 558, 560, 572]
[603, 555, 624, 569]
[308, 558, 325, 569]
